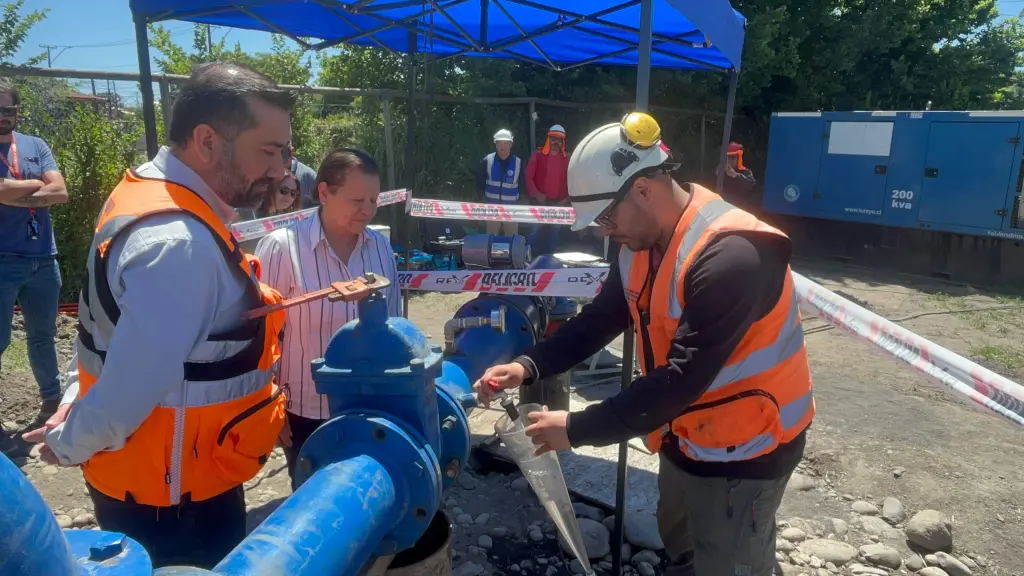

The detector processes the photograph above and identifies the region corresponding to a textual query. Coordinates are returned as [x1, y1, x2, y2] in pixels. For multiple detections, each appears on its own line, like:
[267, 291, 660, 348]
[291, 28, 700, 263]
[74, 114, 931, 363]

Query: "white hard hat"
[493, 128, 514, 142]
[567, 112, 672, 231]
[548, 124, 566, 135]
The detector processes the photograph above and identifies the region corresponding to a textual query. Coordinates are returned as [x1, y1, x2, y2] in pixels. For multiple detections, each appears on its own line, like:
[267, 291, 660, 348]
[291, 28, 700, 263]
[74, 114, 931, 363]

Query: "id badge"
[28, 217, 39, 240]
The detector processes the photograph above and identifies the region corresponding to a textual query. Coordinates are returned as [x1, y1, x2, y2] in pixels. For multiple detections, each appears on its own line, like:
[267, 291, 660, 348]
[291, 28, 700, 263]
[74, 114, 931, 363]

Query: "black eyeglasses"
[279, 187, 298, 198]
[0, 106, 18, 118]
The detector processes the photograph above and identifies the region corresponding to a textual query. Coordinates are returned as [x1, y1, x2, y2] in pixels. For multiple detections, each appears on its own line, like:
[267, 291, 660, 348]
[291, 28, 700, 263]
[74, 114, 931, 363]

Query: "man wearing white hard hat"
[475, 113, 815, 575]
[525, 124, 570, 255]
[476, 128, 525, 236]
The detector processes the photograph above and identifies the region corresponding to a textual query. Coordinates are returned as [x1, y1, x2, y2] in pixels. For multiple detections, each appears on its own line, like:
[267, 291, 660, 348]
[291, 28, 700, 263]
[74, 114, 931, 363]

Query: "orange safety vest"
[620, 184, 815, 461]
[75, 170, 287, 507]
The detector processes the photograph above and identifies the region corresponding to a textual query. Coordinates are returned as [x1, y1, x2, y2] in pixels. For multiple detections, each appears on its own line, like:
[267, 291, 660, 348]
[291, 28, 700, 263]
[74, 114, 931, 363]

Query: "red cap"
[727, 142, 743, 154]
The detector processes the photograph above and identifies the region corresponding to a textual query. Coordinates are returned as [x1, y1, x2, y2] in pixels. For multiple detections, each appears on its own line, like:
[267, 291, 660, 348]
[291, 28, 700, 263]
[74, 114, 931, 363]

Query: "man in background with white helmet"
[476, 128, 525, 236]
[475, 113, 814, 575]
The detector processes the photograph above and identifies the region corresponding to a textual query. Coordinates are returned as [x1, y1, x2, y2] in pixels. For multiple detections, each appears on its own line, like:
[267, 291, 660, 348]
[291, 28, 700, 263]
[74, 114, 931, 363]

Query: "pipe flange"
[434, 380, 472, 491]
[297, 412, 442, 553]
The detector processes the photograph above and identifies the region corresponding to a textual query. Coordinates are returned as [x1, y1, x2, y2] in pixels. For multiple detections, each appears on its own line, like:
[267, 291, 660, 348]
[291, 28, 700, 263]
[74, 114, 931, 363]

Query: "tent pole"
[611, 2, 652, 576]
[402, 31, 417, 319]
[714, 68, 738, 192]
[133, 13, 159, 159]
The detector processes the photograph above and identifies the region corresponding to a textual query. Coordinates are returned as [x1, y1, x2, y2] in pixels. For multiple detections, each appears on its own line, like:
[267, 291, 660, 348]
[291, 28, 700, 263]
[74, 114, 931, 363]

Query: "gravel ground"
[2, 267, 1023, 575]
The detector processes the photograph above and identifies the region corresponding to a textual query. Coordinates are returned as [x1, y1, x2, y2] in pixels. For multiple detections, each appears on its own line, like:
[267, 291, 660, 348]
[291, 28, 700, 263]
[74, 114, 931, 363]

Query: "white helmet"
[493, 128, 514, 142]
[567, 112, 672, 231]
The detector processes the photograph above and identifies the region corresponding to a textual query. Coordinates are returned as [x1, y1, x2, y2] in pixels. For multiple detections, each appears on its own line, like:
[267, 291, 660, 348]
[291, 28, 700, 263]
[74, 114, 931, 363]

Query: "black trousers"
[87, 482, 246, 569]
[282, 411, 327, 491]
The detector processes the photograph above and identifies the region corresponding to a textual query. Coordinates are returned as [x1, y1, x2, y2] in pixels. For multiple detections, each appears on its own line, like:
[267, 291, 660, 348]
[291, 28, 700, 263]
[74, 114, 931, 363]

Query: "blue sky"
[15, 0, 1024, 78]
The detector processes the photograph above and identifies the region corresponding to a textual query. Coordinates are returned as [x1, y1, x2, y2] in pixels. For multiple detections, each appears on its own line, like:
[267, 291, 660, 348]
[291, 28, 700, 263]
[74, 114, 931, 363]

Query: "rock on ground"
[623, 512, 664, 551]
[906, 510, 954, 552]
[798, 539, 858, 566]
[851, 500, 880, 515]
[558, 517, 610, 559]
[934, 551, 972, 576]
[918, 568, 951, 576]
[881, 496, 906, 524]
[859, 543, 902, 569]
[787, 472, 816, 492]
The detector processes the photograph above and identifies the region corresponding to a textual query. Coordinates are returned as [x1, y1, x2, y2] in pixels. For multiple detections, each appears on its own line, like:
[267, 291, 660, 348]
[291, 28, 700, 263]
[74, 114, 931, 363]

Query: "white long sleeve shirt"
[254, 210, 401, 420]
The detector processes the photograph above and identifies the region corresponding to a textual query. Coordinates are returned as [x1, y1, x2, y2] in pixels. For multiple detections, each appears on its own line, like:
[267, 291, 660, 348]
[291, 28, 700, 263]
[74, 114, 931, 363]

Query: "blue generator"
[763, 111, 1024, 240]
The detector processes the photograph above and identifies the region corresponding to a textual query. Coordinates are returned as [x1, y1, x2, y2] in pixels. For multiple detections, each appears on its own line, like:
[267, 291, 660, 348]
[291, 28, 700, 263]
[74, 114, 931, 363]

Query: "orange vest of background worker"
[75, 172, 287, 507]
[619, 184, 815, 458]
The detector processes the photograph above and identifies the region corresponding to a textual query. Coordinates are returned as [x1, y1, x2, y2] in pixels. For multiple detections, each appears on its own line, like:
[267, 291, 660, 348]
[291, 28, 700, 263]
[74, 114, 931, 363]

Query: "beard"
[0, 120, 15, 136]
[213, 143, 273, 210]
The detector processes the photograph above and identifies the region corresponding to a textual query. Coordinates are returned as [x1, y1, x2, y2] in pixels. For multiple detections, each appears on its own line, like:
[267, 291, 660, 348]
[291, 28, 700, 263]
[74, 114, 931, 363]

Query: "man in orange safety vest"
[23, 61, 296, 569]
[476, 113, 814, 576]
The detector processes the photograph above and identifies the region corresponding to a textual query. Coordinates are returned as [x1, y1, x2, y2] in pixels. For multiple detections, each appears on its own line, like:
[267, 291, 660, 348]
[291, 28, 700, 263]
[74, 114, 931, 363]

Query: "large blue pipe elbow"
[0, 453, 77, 576]
[214, 455, 399, 576]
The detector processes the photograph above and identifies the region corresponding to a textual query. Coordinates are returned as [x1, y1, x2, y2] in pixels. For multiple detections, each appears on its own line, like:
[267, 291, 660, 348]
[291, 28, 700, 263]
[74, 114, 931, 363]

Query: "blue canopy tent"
[126, 1, 745, 573]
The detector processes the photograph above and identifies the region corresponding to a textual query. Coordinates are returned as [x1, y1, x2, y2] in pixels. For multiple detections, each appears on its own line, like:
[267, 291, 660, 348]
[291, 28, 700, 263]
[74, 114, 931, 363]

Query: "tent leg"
[402, 31, 417, 319]
[714, 68, 739, 193]
[634, 0, 653, 112]
[612, 3, 652, 575]
[134, 13, 158, 159]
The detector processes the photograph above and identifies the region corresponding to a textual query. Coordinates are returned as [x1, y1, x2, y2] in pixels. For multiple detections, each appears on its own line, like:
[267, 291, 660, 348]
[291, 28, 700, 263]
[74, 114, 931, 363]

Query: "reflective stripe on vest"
[484, 152, 521, 203]
[619, 184, 814, 461]
[76, 170, 285, 507]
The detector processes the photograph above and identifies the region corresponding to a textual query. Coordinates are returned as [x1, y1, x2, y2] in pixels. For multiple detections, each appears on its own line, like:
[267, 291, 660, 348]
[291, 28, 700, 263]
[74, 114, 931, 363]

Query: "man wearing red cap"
[718, 141, 757, 208]
[525, 124, 569, 254]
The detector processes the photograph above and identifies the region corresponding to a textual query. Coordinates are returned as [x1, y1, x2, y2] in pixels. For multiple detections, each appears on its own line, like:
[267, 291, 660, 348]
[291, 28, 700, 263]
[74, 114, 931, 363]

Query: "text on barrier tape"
[408, 198, 596, 226]
[397, 268, 609, 298]
[230, 188, 409, 242]
[792, 272, 1024, 427]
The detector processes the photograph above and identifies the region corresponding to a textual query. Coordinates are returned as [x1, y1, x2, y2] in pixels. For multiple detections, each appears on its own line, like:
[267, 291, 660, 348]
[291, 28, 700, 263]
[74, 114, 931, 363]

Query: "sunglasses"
[0, 106, 18, 118]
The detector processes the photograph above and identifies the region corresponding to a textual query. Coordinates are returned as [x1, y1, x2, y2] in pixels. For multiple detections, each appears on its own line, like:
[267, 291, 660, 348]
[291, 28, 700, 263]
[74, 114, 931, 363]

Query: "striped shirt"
[254, 210, 401, 420]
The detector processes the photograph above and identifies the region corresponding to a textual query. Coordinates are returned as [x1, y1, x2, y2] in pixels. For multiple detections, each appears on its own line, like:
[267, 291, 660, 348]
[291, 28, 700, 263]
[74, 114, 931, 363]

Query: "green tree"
[0, 0, 47, 66]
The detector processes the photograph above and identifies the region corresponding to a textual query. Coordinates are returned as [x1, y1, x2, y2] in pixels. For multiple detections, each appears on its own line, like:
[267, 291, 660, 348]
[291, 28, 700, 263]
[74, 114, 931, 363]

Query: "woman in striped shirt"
[254, 148, 401, 489]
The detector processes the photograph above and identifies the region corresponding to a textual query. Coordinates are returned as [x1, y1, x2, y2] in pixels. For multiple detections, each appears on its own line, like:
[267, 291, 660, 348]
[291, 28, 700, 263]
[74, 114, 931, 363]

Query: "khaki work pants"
[657, 453, 790, 576]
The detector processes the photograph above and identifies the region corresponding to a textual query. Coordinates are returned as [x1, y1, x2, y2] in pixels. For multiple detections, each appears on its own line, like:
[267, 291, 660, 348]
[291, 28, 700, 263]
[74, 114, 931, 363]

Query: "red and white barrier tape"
[408, 197, 593, 226]
[792, 272, 1024, 426]
[397, 267, 609, 299]
[396, 267, 1024, 426]
[230, 188, 409, 242]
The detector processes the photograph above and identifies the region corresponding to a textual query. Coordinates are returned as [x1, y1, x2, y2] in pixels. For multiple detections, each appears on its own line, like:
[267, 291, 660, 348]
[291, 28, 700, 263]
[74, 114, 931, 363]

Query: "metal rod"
[528, 100, 536, 152]
[432, 0, 483, 50]
[382, 98, 399, 236]
[133, 13, 159, 159]
[573, 25, 720, 71]
[238, 6, 313, 50]
[158, 77, 172, 143]
[402, 30, 417, 319]
[635, 0, 653, 112]
[610, 327, 635, 576]
[700, 113, 706, 176]
[492, 0, 558, 69]
[714, 68, 739, 193]
[480, 0, 489, 49]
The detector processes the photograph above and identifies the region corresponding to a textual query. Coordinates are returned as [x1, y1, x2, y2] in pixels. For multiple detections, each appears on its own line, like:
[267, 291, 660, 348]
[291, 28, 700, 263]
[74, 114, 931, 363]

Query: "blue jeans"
[0, 255, 63, 401]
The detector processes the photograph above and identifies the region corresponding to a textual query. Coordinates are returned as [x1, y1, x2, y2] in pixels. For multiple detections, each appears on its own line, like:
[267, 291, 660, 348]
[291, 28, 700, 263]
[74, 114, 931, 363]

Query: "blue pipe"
[213, 455, 399, 576]
[0, 452, 77, 576]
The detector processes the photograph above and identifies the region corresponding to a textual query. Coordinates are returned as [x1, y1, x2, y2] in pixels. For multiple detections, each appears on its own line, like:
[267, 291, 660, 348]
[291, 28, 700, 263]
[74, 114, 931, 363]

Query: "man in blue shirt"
[0, 78, 69, 435]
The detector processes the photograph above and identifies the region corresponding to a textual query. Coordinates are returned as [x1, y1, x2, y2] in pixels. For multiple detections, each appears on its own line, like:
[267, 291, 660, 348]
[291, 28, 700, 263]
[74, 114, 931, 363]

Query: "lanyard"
[0, 139, 34, 217]
[0, 138, 19, 180]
